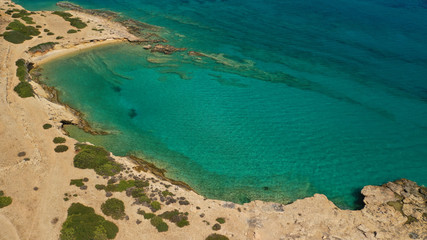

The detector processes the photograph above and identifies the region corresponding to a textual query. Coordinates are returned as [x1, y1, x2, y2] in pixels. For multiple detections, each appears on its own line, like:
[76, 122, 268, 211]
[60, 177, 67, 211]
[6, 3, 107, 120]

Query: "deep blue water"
[17, 0, 427, 208]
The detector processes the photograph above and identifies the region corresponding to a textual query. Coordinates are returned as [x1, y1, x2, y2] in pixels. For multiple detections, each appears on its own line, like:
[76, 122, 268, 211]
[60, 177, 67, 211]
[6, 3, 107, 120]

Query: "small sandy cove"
[0, 1, 426, 239]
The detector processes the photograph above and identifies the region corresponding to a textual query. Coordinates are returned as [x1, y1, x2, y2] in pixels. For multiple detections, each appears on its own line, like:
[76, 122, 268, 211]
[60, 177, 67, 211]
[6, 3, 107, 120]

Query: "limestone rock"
[151, 44, 187, 55]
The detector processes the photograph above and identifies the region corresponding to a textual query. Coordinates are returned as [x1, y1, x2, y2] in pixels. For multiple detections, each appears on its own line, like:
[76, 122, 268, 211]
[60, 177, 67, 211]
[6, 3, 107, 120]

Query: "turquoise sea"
[17, 0, 427, 209]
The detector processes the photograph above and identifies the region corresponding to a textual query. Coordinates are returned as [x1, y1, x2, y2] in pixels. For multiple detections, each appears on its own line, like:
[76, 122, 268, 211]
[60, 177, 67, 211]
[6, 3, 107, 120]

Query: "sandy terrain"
[0, 1, 426, 240]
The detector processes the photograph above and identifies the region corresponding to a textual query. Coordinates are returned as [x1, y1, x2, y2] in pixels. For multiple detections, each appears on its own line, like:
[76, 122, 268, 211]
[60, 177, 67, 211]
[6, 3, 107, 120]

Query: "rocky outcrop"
[359, 179, 426, 239]
[151, 44, 187, 55]
[188, 51, 206, 57]
[241, 179, 426, 240]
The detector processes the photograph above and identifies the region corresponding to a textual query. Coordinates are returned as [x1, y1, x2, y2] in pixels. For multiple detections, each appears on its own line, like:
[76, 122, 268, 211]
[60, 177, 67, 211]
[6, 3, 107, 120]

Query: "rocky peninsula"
[0, 1, 426, 239]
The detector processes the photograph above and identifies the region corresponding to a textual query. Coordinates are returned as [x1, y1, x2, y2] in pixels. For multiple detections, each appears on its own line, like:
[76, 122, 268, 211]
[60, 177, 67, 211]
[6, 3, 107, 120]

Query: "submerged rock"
[188, 51, 206, 57]
[151, 44, 187, 55]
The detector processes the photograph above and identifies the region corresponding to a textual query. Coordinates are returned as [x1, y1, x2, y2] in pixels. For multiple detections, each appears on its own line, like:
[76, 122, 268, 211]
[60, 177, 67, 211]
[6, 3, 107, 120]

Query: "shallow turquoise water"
[18, 0, 427, 208]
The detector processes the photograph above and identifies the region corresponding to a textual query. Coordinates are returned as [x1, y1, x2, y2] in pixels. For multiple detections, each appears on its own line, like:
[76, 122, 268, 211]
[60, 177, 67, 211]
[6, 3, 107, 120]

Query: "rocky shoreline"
[0, 1, 426, 239]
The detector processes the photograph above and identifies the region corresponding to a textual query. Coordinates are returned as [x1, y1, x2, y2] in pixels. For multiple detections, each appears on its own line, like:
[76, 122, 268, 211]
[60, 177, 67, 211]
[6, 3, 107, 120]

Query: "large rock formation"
[241, 179, 426, 240]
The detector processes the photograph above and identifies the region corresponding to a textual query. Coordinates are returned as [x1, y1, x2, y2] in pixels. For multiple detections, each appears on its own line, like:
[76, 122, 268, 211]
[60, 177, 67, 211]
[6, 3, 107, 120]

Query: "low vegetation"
[28, 42, 57, 54]
[206, 234, 229, 240]
[3, 20, 40, 44]
[92, 28, 104, 33]
[212, 223, 221, 231]
[0, 190, 12, 208]
[73, 144, 122, 176]
[216, 217, 226, 224]
[60, 203, 118, 240]
[10, 9, 35, 24]
[13, 58, 34, 98]
[15, 58, 27, 81]
[101, 198, 126, 220]
[387, 201, 403, 214]
[150, 216, 168, 232]
[159, 209, 190, 228]
[161, 190, 174, 197]
[56, 36, 64, 40]
[96, 179, 137, 192]
[53, 11, 87, 29]
[21, 16, 35, 24]
[55, 145, 69, 153]
[137, 209, 155, 219]
[53, 137, 66, 144]
[14, 82, 33, 98]
[43, 123, 52, 129]
[70, 179, 84, 187]
[150, 201, 161, 212]
[67, 29, 77, 34]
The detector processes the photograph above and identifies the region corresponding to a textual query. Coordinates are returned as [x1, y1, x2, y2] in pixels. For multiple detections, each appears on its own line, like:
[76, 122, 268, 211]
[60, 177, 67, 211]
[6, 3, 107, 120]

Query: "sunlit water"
[17, 0, 427, 208]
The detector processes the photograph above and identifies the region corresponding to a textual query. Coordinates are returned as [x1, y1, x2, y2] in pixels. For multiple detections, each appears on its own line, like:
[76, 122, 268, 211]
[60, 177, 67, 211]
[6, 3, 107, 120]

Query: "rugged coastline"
[0, 1, 426, 239]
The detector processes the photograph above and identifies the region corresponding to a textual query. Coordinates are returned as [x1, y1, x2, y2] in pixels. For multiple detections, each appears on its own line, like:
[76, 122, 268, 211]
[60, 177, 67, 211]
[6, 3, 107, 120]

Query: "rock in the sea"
[188, 51, 206, 57]
[151, 44, 187, 55]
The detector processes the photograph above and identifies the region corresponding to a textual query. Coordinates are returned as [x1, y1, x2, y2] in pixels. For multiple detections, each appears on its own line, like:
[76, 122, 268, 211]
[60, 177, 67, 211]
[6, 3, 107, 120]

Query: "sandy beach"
[0, 1, 426, 239]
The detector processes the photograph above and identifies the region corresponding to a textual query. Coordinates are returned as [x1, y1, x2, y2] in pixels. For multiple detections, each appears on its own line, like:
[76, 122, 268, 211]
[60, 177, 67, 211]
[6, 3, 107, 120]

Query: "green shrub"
[43, 123, 52, 129]
[60, 203, 118, 240]
[67, 29, 77, 34]
[95, 184, 106, 190]
[150, 201, 161, 211]
[11, 10, 32, 21]
[105, 180, 135, 192]
[15, 58, 27, 81]
[56, 36, 64, 40]
[0, 190, 4, 196]
[3, 30, 31, 44]
[73, 144, 121, 176]
[134, 179, 149, 188]
[150, 216, 168, 232]
[70, 179, 84, 187]
[6, 20, 40, 35]
[137, 209, 155, 219]
[16, 65, 27, 81]
[14, 82, 34, 98]
[206, 234, 229, 240]
[0, 195, 12, 208]
[101, 198, 125, 220]
[21, 16, 35, 24]
[159, 210, 179, 220]
[159, 210, 189, 227]
[36, 25, 42, 28]
[47, 32, 54, 35]
[176, 219, 190, 227]
[68, 18, 87, 29]
[138, 195, 151, 203]
[129, 188, 144, 198]
[53, 137, 66, 144]
[15, 59, 25, 67]
[144, 213, 156, 219]
[161, 190, 174, 197]
[216, 217, 225, 224]
[55, 145, 69, 153]
[2, 20, 40, 44]
[212, 223, 221, 231]
[52, 11, 73, 19]
[44, 29, 50, 32]
[53, 11, 87, 29]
